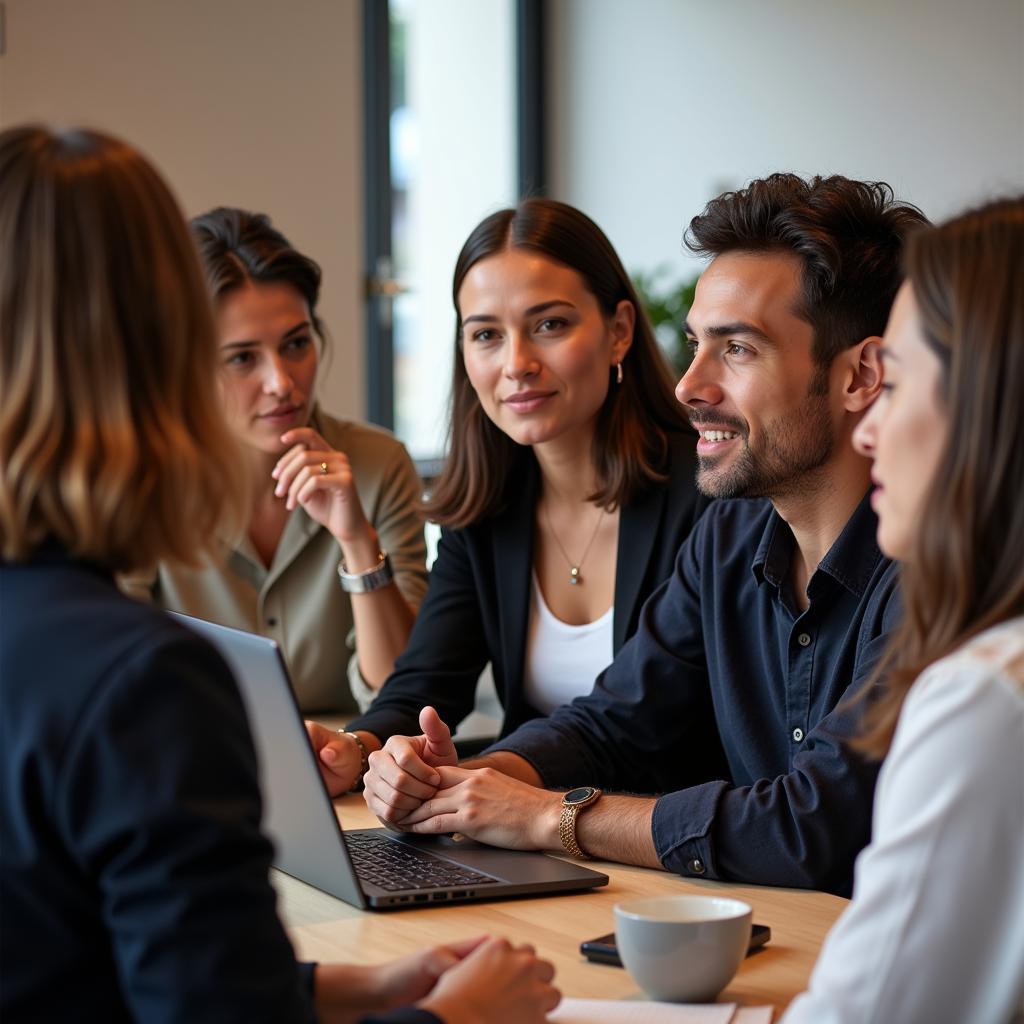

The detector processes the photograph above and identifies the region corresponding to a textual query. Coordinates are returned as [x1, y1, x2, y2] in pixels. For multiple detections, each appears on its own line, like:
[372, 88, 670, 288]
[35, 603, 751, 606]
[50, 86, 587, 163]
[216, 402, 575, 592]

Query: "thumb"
[420, 935, 487, 981]
[442, 935, 489, 961]
[417, 945, 462, 982]
[433, 764, 473, 789]
[419, 706, 455, 759]
[319, 741, 348, 773]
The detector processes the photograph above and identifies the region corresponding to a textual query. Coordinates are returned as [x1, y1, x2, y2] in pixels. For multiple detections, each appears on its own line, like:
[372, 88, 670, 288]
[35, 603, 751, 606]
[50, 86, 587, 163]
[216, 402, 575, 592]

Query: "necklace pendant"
[569, 566, 581, 586]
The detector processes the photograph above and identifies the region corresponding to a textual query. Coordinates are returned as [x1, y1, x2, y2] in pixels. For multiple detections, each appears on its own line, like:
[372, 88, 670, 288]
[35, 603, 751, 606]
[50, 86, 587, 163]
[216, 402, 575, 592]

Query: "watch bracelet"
[338, 729, 369, 791]
[337, 549, 393, 594]
[558, 805, 589, 859]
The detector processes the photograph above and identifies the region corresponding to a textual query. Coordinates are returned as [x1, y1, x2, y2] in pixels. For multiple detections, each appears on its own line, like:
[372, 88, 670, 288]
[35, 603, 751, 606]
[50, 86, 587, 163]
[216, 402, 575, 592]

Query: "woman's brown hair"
[425, 197, 690, 528]
[0, 125, 246, 572]
[859, 195, 1024, 756]
[190, 206, 329, 350]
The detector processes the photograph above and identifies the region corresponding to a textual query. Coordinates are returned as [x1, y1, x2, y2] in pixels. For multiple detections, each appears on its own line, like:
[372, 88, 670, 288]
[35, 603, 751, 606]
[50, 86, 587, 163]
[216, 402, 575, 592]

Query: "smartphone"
[580, 923, 771, 966]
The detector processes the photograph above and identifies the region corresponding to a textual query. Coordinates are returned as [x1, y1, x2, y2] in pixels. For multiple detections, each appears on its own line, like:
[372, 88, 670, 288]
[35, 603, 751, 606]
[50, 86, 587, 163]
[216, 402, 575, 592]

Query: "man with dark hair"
[359, 174, 927, 895]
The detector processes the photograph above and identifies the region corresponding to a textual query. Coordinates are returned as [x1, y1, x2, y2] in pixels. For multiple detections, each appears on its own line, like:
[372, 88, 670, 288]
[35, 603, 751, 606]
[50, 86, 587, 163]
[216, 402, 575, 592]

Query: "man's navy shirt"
[490, 493, 901, 895]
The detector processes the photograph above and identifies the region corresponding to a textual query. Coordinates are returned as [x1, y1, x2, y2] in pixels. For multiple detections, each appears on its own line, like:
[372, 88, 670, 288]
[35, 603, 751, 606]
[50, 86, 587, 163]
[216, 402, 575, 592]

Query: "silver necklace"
[543, 503, 606, 586]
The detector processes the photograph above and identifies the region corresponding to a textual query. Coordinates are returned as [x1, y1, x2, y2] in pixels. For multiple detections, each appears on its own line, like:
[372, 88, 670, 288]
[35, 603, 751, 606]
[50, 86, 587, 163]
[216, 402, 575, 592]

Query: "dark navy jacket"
[491, 494, 901, 896]
[0, 548, 437, 1024]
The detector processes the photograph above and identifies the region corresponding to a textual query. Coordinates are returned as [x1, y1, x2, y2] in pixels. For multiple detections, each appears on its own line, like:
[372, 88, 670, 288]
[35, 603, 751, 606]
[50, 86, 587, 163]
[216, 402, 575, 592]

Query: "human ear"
[609, 299, 635, 365]
[842, 337, 883, 413]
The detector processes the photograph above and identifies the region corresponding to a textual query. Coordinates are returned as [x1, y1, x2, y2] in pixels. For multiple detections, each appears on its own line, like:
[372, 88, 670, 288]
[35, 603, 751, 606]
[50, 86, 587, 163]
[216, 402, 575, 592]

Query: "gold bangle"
[338, 729, 369, 791]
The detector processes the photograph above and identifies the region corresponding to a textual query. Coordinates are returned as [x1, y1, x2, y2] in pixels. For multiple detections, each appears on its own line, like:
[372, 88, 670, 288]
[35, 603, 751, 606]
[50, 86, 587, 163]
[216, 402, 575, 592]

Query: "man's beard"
[693, 376, 834, 501]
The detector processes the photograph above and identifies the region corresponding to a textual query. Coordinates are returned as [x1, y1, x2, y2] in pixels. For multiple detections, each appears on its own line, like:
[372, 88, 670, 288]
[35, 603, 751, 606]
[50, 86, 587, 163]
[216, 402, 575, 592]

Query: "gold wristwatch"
[558, 786, 602, 859]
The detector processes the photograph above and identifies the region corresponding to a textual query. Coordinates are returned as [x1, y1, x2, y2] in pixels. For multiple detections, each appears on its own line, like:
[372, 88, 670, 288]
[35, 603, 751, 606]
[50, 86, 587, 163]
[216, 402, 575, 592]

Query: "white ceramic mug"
[613, 894, 752, 1002]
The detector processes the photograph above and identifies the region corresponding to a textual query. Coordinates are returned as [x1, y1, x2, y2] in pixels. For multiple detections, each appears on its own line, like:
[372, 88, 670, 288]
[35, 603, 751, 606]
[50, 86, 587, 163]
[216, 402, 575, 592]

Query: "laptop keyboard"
[345, 832, 500, 892]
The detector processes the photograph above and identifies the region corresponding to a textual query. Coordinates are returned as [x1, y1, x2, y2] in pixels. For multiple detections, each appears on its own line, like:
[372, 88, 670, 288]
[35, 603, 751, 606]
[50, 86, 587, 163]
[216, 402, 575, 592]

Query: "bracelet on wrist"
[337, 550, 393, 594]
[338, 729, 369, 791]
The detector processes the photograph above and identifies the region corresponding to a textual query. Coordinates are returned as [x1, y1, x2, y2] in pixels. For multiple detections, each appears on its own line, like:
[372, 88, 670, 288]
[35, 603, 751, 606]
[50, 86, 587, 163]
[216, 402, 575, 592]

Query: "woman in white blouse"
[784, 196, 1024, 1022]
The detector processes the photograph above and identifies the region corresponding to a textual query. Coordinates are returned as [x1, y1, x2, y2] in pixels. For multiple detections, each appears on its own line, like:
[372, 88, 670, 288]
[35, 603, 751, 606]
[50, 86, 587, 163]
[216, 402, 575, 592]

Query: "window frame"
[361, 0, 546, 443]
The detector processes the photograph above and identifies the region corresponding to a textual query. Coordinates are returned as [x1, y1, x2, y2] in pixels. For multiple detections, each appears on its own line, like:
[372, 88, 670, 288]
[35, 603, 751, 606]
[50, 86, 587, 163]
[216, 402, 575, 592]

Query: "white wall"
[0, 0, 364, 419]
[4, 1, 1022, 414]
[548, 0, 1024, 281]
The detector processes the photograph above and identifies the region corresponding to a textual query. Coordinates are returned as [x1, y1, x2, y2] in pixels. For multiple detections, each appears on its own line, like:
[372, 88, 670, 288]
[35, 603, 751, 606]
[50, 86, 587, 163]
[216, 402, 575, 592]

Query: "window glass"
[389, 0, 517, 458]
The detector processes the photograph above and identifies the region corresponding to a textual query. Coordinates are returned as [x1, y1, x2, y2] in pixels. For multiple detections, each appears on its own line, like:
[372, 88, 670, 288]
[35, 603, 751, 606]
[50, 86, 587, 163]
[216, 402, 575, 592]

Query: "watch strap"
[337, 550, 393, 594]
[338, 729, 369, 791]
[558, 788, 602, 859]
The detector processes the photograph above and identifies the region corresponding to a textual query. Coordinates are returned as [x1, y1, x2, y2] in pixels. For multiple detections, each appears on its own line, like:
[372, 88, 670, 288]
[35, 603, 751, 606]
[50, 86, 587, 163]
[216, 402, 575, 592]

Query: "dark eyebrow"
[525, 300, 574, 316]
[219, 320, 312, 350]
[682, 320, 773, 343]
[282, 320, 313, 338]
[461, 300, 575, 327]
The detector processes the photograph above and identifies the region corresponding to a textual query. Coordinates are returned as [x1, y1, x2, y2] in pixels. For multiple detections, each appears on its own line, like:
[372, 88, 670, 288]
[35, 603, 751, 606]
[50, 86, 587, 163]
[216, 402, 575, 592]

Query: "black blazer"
[349, 432, 709, 743]
[1, 549, 333, 1023]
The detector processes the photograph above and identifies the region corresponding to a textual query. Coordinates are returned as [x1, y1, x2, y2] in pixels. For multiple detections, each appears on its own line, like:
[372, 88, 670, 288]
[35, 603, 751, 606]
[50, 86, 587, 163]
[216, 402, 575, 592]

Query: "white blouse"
[784, 618, 1024, 1024]
[521, 573, 614, 715]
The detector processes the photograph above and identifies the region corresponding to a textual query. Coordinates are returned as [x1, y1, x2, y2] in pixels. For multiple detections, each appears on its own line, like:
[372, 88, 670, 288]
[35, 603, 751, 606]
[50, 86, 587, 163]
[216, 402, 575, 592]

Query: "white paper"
[548, 998, 773, 1024]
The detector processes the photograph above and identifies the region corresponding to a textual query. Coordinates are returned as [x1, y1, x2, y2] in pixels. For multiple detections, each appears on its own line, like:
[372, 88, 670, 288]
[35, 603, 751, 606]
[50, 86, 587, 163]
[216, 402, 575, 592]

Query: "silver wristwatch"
[337, 550, 394, 593]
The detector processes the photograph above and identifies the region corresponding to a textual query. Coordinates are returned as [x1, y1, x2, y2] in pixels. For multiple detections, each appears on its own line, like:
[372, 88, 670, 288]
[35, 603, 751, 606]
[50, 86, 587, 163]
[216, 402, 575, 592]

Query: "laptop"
[170, 613, 609, 909]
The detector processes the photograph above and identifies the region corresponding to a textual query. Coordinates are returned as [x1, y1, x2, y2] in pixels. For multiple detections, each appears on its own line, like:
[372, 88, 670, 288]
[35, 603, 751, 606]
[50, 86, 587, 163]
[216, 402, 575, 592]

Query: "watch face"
[564, 786, 597, 806]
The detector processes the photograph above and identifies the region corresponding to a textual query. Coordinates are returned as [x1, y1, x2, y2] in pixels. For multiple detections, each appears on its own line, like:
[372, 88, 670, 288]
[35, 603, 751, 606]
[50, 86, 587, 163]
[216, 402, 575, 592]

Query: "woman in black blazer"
[0, 125, 557, 1024]
[312, 199, 707, 794]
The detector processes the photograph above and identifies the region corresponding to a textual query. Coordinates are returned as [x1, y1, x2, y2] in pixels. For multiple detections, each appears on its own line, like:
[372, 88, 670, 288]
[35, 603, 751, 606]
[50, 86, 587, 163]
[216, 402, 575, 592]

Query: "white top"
[521, 572, 614, 715]
[783, 618, 1024, 1024]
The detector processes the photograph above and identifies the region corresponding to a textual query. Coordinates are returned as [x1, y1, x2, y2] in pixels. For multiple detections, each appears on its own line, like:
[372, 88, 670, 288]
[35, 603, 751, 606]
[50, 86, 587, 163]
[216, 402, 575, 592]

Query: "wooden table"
[275, 795, 846, 1016]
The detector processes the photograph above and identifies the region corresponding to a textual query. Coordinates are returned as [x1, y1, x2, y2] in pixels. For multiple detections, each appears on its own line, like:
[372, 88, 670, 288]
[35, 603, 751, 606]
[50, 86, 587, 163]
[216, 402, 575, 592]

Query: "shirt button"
[792, 727, 804, 742]
[688, 858, 706, 875]
[797, 633, 811, 647]
[266, 617, 278, 627]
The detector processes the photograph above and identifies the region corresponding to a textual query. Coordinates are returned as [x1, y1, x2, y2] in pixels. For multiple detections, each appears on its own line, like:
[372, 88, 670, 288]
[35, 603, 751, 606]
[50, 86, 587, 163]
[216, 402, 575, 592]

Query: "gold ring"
[320, 461, 329, 475]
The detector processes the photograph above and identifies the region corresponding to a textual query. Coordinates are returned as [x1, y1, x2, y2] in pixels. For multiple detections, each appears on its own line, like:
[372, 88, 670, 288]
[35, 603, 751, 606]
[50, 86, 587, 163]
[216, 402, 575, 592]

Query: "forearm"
[333, 522, 416, 688]
[575, 796, 660, 867]
[436, 759, 661, 867]
[315, 963, 440, 1024]
[508, 789, 660, 865]
[460, 751, 543, 786]
[349, 585, 417, 688]
[314, 963, 390, 1024]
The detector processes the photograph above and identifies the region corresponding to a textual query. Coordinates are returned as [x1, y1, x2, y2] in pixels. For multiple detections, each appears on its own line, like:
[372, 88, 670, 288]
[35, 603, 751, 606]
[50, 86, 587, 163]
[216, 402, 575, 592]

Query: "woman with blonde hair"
[0, 124, 558, 1024]
[784, 196, 1024, 1022]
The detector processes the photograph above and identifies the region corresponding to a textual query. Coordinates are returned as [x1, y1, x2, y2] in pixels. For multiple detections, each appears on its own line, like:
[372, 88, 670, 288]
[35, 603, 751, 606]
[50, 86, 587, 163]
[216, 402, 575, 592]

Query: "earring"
[616, 362, 623, 385]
